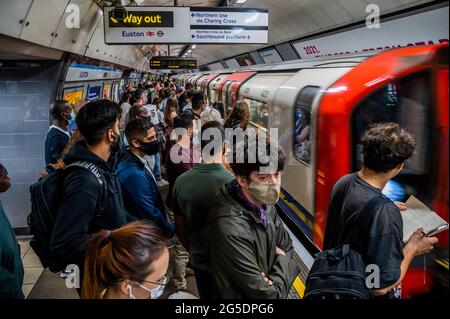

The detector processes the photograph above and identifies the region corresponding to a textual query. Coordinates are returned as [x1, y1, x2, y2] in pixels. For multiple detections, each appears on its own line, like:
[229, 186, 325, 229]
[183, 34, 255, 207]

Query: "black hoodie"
[49, 142, 133, 268]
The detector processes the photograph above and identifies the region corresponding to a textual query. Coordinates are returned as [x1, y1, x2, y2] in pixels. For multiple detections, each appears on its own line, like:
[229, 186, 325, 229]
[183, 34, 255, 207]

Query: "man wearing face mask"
[116, 118, 174, 236]
[184, 91, 206, 146]
[210, 137, 300, 299]
[50, 100, 134, 294]
[45, 100, 72, 166]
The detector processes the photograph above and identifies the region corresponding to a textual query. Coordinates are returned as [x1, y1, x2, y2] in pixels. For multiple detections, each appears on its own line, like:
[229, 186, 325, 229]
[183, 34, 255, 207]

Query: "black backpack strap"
[65, 161, 107, 229]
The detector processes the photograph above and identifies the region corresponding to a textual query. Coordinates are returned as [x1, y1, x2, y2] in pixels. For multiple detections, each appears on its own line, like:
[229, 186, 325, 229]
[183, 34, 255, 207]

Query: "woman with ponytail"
[81, 220, 170, 299]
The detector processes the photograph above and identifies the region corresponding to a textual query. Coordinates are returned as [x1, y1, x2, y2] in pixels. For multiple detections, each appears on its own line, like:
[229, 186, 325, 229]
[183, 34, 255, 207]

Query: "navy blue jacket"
[45, 126, 69, 165]
[117, 150, 174, 236]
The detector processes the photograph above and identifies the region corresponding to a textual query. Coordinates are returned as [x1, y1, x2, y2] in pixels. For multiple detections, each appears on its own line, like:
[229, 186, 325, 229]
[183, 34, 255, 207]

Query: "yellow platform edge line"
[435, 258, 449, 270]
[293, 276, 305, 298]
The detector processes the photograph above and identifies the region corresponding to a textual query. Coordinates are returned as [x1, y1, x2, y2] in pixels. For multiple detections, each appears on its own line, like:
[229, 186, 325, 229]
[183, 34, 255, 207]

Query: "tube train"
[173, 44, 449, 298]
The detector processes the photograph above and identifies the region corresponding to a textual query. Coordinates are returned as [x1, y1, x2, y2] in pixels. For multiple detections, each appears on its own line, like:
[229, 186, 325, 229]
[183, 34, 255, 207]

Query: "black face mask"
[138, 140, 160, 156]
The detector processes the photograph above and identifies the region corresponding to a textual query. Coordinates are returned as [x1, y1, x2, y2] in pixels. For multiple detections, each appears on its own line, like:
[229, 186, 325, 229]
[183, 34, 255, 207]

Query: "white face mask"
[128, 278, 167, 300]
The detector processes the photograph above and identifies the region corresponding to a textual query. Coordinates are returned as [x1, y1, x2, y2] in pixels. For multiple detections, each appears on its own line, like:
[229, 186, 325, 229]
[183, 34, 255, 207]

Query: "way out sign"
[103, 6, 269, 44]
[104, 7, 190, 44]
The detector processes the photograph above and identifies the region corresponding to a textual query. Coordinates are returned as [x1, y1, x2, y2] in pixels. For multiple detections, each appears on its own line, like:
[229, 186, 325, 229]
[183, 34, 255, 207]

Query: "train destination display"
[150, 58, 197, 70]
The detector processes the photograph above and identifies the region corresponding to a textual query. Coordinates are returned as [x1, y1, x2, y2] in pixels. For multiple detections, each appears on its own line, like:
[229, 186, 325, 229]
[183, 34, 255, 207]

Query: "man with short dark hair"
[184, 91, 206, 120]
[323, 122, 438, 299]
[45, 100, 72, 165]
[185, 83, 194, 92]
[210, 137, 300, 299]
[165, 111, 200, 292]
[173, 121, 234, 299]
[132, 89, 147, 107]
[50, 100, 132, 272]
[116, 118, 173, 236]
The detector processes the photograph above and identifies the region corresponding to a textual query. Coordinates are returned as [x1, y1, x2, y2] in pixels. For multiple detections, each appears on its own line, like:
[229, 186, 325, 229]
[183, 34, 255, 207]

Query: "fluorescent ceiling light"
[236, 0, 247, 3]
[192, 45, 197, 49]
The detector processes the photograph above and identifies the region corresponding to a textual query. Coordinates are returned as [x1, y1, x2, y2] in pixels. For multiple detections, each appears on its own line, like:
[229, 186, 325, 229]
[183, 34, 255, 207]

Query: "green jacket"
[0, 202, 24, 299]
[210, 186, 300, 299]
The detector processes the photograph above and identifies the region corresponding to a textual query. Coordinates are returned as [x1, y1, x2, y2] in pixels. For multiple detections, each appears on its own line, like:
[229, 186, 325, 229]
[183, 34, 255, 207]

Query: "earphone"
[127, 283, 133, 299]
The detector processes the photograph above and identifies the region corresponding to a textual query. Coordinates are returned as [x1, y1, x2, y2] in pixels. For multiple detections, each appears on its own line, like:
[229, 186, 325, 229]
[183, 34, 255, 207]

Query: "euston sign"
[103, 7, 268, 44]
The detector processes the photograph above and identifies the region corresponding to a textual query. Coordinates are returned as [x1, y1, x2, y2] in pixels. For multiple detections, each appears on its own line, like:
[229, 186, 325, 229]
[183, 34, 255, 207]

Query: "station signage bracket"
[103, 6, 269, 45]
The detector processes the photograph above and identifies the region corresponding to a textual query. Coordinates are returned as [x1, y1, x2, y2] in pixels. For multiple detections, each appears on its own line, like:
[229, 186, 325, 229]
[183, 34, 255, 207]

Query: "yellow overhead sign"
[109, 11, 174, 28]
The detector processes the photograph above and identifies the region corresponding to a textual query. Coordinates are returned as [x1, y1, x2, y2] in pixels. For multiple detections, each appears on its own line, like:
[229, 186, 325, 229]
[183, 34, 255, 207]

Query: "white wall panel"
[0, 0, 33, 38]
[50, 0, 102, 55]
[20, 0, 70, 47]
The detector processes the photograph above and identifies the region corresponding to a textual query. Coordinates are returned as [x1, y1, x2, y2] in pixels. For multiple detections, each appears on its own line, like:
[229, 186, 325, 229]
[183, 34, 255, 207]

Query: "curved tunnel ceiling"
[0, 0, 436, 70]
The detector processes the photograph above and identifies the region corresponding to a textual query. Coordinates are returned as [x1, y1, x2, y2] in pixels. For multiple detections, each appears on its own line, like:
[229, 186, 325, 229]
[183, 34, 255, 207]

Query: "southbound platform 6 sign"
[103, 6, 268, 44]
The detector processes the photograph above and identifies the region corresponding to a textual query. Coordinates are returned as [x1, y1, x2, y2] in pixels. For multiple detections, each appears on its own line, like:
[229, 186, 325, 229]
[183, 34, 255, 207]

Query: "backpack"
[28, 161, 107, 272]
[304, 196, 383, 299]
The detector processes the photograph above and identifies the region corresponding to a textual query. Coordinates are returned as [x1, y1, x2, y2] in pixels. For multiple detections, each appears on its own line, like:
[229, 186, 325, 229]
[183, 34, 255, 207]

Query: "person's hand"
[406, 228, 438, 256]
[261, 272, 273, 286]
[395, 202, 408, 211]
[276, 247, 286, 256]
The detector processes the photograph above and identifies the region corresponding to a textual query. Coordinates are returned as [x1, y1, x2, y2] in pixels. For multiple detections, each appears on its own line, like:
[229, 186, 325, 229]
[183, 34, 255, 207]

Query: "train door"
[203, 74, 219, 100]
[196, 75, 207, 91]
[222, 80, 235, 113]
[209, 75, 230, 104]
[350, 70, 442, 297]
[314, 44, 449, 298]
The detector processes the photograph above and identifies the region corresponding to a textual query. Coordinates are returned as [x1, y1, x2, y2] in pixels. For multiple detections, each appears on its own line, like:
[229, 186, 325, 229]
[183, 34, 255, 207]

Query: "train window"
[244, 98, 269, 128]
[352, 70, 433, 205]
[294, 86, 319, 165]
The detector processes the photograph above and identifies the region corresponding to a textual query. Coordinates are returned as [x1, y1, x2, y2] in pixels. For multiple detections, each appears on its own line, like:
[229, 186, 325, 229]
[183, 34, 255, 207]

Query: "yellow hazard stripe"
[435, 258, 449, 270]
[293, 276, 305, 298]
[279, 195, 314, 230]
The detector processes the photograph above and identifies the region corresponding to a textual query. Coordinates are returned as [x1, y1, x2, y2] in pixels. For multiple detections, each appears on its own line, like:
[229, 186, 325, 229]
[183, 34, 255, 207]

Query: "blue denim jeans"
[153, 152, 162, 180]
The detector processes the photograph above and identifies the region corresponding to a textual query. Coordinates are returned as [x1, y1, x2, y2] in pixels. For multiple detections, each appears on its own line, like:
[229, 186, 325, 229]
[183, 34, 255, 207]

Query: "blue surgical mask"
[66, 111, 76, 126]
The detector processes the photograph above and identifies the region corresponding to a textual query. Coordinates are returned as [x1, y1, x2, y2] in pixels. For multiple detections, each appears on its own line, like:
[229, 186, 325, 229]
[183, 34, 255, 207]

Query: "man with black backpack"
[305, 123, 438, 299]
[33, 100, 133, 280]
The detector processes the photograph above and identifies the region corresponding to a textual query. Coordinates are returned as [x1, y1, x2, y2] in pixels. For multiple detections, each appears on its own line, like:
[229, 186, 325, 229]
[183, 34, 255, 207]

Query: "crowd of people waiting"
[0, 77, 437, 300]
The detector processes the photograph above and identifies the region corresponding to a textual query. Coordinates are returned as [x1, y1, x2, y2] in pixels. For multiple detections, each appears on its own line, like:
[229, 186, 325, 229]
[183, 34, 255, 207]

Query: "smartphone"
[425, 224, 449, 237]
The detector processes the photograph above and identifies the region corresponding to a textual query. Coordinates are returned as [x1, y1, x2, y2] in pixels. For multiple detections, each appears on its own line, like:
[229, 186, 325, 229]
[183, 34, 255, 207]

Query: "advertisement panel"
[88, 85, 102, 101]
[63, 87, 84, 107]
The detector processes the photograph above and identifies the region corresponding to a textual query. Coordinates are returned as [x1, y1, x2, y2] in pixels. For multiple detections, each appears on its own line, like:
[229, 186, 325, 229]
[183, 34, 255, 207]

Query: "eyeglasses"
[141, 275, 170, 288]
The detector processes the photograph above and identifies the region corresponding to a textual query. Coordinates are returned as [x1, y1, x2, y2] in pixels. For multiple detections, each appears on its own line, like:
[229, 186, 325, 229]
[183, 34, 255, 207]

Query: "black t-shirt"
[323, 173, 404, 298]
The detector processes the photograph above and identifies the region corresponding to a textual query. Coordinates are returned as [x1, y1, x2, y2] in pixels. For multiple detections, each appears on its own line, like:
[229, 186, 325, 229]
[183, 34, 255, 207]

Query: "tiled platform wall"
[0, 61, 62, 228]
